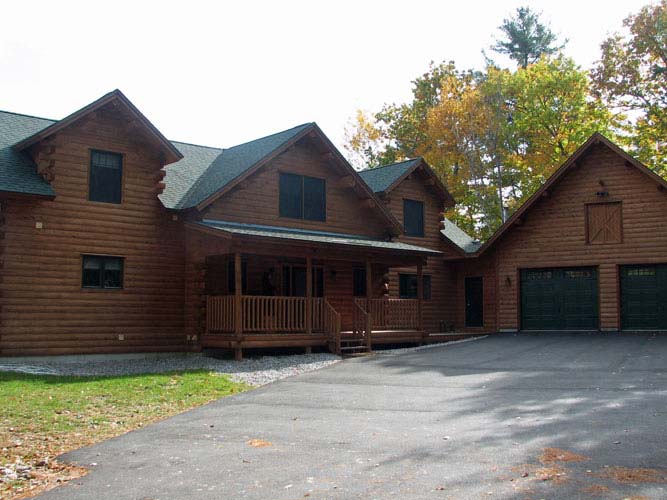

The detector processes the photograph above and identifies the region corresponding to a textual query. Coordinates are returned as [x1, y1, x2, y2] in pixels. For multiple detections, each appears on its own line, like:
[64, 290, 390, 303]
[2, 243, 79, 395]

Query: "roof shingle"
[0, 111, 56, 197]
[164, 123, 314, 209]
[357, 158, 422, 193]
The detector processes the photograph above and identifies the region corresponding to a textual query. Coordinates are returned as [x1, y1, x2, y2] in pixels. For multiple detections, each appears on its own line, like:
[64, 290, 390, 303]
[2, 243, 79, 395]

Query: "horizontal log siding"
[0, 112, 186, 356]
[494, 144, 667, 331]
[203, 141, 389, 238]
[450, 254, 497, 332]
[380, 173, 458, 332]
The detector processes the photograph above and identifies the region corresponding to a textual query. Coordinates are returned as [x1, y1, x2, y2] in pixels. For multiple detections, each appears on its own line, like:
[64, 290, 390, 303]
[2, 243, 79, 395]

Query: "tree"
[592, 1, 667, 175]
[492, 6, 566, 68]
[345, 57, 615, 240]
[501, 56, 618, 204]
[344, 61, 458, 168]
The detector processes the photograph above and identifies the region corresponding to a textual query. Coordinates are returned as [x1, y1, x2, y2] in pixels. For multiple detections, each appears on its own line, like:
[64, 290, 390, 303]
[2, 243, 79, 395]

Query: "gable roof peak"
[474, 132, 667, 257]
[12, 89, 182, 164]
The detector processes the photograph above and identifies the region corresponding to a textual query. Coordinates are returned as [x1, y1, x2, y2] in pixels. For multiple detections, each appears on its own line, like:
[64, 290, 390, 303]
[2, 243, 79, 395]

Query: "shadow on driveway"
[39, 332, 667, 499]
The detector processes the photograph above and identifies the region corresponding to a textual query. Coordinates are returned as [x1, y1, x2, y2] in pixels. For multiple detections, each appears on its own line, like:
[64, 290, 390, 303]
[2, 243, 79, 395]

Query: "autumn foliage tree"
[345, 57, 614, 239]
[592, 0, 667, 174]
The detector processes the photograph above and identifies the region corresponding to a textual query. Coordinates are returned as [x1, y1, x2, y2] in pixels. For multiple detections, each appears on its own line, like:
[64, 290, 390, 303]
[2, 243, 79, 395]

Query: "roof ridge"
[170, 139, 223, 151]
[223, 122, 314, 151]
[0, 109, 58, 122]
[361, 158, 420, 173]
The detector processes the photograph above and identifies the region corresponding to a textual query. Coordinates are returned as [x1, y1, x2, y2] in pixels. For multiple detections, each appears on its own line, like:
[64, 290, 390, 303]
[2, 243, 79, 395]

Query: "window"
[82, 255, 124, 289]
[398, 273, 431, 299]
[586, 202, 622, 244]
[89, 150, 123, 203]
[227, 260, 247, 294]
[282, 265, 324, 297]
[279, 173, 326, 221]
[403, 199, 424, 237]
[353, 268, 366, 297]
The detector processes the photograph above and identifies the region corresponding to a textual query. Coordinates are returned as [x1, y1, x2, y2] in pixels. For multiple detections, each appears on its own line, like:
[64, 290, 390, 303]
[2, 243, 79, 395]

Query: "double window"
[282, 265, 324, 297]
[279, 173, 326, 221]
[89, 150, 123, 204]
[399, 273, 431, 299]
[82, 255, 124, 289]
[403, 199, 424, 237]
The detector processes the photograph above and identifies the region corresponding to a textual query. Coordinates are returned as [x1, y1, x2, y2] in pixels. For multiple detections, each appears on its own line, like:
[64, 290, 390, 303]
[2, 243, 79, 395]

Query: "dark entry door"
[621, 264, 667, 330]
[465, 277, 484, 327]
[520, 267, 598, 330]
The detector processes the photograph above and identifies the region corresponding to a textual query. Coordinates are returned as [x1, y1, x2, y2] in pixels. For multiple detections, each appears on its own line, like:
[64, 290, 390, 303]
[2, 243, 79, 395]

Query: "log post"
[306, 255, 313, 335]
[365, 259, 373, 351]
[234, 252, 243, 361]
[417, 260, 424, 336]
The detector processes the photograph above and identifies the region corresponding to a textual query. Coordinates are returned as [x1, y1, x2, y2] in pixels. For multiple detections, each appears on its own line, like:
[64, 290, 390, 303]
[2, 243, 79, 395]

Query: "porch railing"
[206, 295, 339, 336]
[353, 300, 372, 350]
[355, 298, 419, 330]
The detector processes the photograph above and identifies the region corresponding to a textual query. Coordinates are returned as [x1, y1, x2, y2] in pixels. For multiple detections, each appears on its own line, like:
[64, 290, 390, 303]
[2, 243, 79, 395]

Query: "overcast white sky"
[0, 0, 650, 153]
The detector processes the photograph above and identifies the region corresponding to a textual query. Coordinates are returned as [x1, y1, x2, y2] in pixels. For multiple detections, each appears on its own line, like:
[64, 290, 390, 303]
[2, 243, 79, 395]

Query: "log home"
[1, 91, 665, 358]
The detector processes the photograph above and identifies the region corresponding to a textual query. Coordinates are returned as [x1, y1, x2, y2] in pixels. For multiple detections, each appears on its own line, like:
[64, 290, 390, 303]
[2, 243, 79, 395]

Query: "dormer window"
[279, 173, 326, 221]
[89, 150, 123, 204]
[403, 199, 424, 237]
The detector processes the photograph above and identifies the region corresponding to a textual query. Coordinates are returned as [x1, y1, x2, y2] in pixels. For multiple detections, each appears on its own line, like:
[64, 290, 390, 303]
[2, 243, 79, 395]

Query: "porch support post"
[417, 260, 424, 333]
[234, 252, 243, 361]
[365, 259, 373, 351]
[306, 255, 313, 335]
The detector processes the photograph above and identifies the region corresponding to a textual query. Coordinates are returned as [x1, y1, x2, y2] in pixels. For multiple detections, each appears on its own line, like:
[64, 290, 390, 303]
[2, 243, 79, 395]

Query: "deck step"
[340, 345, 369, 351]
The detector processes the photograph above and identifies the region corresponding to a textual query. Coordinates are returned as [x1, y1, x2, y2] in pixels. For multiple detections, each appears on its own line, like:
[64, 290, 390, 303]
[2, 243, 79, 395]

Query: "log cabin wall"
[448, 252, 497, 333]
[378, 174, 459, 332]
[0, 111, 186, 356]
[202, 140, 390, 238]
[492, 143, 667, 331]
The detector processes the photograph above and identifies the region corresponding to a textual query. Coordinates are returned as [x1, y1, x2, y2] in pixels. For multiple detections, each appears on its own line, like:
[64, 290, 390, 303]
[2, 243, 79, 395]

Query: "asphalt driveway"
[40, 333, 667, 499]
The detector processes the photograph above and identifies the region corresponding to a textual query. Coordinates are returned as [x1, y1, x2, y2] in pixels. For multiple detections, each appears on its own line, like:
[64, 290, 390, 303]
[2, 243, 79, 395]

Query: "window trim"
[88, 149, 125, 205]
[403, 198, 425, 237]
[278, 172, 326, 222]
[81, 254, 124, 290]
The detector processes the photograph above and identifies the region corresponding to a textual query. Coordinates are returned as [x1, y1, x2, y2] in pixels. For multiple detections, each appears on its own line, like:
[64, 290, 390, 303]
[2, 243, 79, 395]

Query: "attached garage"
[620, 264, 667, 330]
[520, 267, 599, 330]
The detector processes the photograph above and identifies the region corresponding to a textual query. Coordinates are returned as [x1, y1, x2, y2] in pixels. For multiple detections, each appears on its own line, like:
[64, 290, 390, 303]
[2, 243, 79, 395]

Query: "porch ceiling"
[189, 219, 441, 258]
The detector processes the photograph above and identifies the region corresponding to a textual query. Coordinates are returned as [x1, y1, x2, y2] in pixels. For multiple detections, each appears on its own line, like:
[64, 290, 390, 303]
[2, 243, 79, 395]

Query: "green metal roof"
[197, 219, 441, 255]
[357, 158, 422, 193]
[163, 123, 314, 209]
[441, 218, 481, 254]
[0, 111, 56, 197]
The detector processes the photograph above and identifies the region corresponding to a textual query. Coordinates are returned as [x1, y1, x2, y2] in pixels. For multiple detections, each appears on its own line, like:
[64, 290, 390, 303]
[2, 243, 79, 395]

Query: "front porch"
[186, 220, 442, 359]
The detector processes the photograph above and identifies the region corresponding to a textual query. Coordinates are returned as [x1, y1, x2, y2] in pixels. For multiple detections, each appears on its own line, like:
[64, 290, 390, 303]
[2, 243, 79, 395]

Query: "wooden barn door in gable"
[586, 202, 622, 244]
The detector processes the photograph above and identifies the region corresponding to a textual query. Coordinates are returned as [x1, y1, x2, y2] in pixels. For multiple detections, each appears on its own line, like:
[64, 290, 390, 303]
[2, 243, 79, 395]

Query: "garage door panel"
[521, 267, 599, 330]
[621, 264, 667, 330]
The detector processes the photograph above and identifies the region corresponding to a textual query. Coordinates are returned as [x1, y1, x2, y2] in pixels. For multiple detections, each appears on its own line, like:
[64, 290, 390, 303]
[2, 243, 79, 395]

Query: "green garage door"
[621, 264, 667, 330]
[521, 267, 599, 330]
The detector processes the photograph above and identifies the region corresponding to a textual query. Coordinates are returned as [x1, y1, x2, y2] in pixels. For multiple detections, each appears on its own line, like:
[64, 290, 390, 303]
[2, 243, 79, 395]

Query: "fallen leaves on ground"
[538, 447, 588, 465]
[247, 439, 272, 448]
[595, 466, 667, 484]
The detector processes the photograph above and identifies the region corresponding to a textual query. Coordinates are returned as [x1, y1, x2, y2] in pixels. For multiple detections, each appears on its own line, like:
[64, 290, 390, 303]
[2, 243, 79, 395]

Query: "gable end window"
[279, 173, 326, 221]
[398, 273, 431, 300]
[82, 255, 124, 289]
[586, 202, 622, 244]
[403, 199, 424, 237]
[89, 150, 123, 204]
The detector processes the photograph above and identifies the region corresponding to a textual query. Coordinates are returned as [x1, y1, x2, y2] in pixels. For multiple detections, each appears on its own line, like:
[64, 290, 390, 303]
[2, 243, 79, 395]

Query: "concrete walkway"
[39, 333, 667, 499]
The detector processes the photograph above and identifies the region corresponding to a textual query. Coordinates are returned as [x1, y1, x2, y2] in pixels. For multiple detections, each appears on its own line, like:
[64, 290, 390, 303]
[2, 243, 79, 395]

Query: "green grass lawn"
[0, 370, 249, 499]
